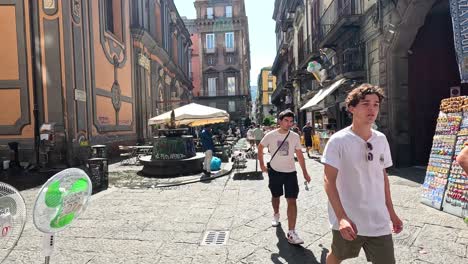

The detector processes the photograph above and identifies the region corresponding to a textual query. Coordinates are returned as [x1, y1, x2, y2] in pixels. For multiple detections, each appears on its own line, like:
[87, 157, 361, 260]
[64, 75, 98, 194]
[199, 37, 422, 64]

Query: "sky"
[173, 0, 277, 86]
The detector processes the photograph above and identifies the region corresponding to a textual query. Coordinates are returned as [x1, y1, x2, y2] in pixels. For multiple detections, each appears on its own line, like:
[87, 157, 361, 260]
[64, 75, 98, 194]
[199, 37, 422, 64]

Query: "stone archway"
[380, 0, 437, 166]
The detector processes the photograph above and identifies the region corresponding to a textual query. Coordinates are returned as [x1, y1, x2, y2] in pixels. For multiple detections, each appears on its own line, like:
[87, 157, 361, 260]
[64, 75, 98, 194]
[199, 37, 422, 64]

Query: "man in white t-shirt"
[258, 109, 311, 245]
[246, 125, 255, 147]
[321, 84, 403, 264]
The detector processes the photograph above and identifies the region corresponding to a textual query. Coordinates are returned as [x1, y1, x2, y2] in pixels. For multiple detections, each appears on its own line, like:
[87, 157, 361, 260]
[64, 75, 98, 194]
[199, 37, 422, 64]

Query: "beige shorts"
[331, 230, 395, 264]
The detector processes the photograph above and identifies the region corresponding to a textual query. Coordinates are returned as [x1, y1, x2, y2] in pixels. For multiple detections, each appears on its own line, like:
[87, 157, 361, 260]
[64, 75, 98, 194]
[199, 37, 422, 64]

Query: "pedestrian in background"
[200, 125, 214, 176]
[321, 84, 402, 264]
[247, 125, 255, 147]
[258, 109, 311, 245]
[235, 127, 241, 138]
[252, 124, 264, 147]
[302, 121, 313, 158]
[292, 123, 301, 135]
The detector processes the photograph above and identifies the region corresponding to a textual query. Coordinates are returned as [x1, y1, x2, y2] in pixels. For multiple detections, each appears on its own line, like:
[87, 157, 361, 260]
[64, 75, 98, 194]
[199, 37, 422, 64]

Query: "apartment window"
[207, 7, 214, 19]
[268, 80, 273, 89]
[206, 33, 215, 53]
[207, 56, 216, 66]
[225, 6, 232, 17]
[228, 101, 236, 112]
[226, 55, 235, 64]
[225, 32, 234, 51]
[104, 0, 122, 41]
[188, 61, 192, 79]
[208, 77, 217, 96]
[227, 77, 236, 96]
[268, 94, 272, 104]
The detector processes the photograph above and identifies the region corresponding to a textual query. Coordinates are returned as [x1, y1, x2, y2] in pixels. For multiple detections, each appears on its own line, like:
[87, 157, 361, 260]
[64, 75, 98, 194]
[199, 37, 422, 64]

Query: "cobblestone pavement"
[5, 151, 468, 263]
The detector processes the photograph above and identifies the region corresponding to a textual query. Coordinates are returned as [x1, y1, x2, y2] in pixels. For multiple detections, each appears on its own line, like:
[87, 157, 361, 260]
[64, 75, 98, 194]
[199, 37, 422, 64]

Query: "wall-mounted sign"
[450, 0, 468, 82]
[74, 89, 86, 102]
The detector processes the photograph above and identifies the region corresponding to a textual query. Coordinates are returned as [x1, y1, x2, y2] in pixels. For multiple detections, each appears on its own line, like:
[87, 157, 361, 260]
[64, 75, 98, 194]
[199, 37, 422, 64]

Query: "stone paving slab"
[3, 150, 468, 263]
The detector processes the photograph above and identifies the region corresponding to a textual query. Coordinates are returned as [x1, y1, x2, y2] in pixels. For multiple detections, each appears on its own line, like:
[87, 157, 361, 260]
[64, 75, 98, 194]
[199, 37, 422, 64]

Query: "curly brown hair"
[345, 83, 385, 108]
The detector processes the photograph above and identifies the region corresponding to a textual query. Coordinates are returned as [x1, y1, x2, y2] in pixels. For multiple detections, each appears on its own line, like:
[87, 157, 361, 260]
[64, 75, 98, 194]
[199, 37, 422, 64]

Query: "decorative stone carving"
[165, 75, 172, 85]
[111, 81, 122, 111]
[43, 0, 55, 9]
[43, 0, 58, 15]
[138, 53, 151, 71]
[72, 0, 81, 24]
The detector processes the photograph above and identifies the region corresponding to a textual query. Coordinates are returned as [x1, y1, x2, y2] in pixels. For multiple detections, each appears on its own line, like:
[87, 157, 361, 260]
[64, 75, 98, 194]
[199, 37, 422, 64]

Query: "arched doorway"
[408, 0, 461, 165]
[383, 0, 462, 166]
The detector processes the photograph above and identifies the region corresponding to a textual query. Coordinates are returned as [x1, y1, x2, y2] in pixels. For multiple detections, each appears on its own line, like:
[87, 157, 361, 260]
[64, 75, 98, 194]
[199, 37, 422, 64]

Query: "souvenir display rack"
[421, 96, 464, 212]
[441, 97, 468, 217]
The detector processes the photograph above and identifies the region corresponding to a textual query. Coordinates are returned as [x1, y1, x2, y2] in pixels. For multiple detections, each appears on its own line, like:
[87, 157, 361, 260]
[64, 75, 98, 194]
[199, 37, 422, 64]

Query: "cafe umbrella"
[148, 103, 230, 127]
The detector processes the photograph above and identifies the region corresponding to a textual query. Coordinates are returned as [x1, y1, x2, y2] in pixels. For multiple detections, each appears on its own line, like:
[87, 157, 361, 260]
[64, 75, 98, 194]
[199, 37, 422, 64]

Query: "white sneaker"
[287, 230, 304, 245]
[271, 213, 280, 227]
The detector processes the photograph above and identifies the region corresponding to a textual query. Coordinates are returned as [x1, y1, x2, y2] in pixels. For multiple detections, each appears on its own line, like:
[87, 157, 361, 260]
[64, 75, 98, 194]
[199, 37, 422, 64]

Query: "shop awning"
[300, 78, 347, 111]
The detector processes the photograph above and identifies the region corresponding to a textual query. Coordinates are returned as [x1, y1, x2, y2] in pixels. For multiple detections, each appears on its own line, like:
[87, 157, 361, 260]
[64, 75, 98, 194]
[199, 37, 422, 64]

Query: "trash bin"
[86, 158, 108, 194]
[90, 145, 107, 158]
[7, 142, 19, 168]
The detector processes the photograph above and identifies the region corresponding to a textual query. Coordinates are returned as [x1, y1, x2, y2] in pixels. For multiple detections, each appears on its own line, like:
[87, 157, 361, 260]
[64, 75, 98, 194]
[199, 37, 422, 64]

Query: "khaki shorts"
[331, 230, 395, 264]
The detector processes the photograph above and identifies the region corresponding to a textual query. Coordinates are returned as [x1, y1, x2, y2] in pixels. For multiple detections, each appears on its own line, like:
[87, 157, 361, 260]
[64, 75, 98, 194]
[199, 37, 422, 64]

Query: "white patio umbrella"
[148, 103, 230, 127]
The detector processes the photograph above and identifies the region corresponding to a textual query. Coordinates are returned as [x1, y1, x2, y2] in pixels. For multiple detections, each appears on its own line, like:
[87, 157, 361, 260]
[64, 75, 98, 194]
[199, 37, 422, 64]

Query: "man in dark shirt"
[200, 125, 215, 175]
[302, 122, 313, 158]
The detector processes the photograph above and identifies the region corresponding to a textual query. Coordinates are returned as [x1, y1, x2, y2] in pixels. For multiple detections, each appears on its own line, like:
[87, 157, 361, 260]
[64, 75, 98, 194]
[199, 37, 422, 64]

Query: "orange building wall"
[0, 90, 21, 125]
[190, 33, 202, 96]
[155, 3, 162, 44]
[91, 0, 133, 130]
[262, 70, 276, 105]
[0, 6, 19, 80]
[0, 0, 35, 140]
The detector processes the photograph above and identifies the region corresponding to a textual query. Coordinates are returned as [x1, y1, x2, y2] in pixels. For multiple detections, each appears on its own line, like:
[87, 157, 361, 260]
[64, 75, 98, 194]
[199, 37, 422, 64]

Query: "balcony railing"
[319, 0, 363, 43]
[327, 44, 365, 79]
[198, 90, 238, 97]
[224, 47, 236, 54]
[204, 47, 217, 54]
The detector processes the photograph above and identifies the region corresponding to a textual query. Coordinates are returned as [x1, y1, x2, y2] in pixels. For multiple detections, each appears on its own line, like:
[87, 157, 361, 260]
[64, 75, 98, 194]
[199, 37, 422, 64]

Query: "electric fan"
[33, 168, 92, 263]
[0, 182, 26, 263]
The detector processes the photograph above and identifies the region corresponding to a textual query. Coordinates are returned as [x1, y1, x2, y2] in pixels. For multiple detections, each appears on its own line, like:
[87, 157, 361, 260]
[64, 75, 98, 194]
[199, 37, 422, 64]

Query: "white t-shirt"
[260, 129, 301, 172]
[321, 126, 393, 237]
[247, 129, 254, 140]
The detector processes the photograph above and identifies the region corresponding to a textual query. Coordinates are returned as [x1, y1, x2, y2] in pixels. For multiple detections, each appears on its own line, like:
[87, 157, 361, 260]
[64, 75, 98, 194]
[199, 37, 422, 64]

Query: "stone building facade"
[184, 0, 251, 124]
[271, 0, 461, 166]
[255, 67, 277, 124]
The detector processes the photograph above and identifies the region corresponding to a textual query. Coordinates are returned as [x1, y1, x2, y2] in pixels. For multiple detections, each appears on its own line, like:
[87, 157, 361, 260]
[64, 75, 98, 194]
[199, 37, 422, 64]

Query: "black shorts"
[304, 138, 312, 147]
[267, 167, 299, 198]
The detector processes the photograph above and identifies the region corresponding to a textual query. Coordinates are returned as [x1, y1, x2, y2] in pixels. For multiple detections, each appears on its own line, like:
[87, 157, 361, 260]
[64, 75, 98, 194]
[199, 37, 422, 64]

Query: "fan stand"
[42, 233, 55, 264]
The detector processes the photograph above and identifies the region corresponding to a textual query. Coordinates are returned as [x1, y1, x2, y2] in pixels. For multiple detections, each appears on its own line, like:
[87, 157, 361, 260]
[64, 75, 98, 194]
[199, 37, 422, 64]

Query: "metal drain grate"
[201, 230, 230, 245]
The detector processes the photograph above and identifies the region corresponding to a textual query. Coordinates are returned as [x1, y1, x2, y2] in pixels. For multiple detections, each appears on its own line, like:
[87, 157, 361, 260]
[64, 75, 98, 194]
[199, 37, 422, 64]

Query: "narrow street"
[7, 153, 467, 264]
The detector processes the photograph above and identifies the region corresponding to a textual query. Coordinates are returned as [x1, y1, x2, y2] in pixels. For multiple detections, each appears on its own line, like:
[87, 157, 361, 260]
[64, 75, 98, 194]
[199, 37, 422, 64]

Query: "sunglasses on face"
[366, 142, 373, 161]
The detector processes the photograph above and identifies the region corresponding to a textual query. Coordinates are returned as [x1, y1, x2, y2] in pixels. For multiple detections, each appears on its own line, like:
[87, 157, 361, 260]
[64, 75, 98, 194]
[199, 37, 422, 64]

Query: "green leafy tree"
[263, 116, 275, 126]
